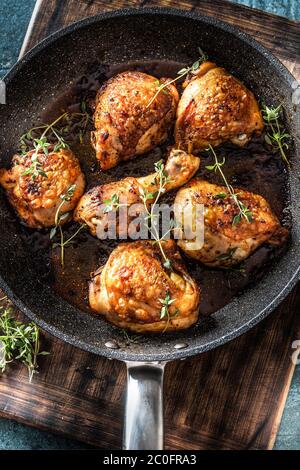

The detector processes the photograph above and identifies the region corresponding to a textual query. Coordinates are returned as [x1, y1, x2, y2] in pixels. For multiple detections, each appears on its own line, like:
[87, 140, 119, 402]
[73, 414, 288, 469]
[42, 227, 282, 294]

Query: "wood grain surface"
[1, 0, 299, 450]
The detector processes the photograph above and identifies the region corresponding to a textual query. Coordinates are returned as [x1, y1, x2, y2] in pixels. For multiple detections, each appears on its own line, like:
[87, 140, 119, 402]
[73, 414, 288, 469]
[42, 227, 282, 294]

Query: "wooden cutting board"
[1, 0, 300, 450]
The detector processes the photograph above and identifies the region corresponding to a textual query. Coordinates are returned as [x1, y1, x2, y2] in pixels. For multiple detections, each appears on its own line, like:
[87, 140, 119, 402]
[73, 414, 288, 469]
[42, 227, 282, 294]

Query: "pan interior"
[0, 9, 299, 361]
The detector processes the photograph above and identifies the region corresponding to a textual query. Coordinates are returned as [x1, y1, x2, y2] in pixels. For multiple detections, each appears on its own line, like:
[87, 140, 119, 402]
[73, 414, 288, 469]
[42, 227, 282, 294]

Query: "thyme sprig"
[21, 113, 69, 179]
[262, 104, 291, 165]
[20, 107, 91, 179]
[75, 101, 92, 143]
[147, 47, 208, 108]
[50, 184, 86, 267]
[52, 223, 86, 268]
[206, 145, 253, 226]
[0, 306, 49, 382]
[50, 183, 77, 240]
[60, 105, 91, 145]
[139, 160, 175, 270]
[20, 107, 91, 155]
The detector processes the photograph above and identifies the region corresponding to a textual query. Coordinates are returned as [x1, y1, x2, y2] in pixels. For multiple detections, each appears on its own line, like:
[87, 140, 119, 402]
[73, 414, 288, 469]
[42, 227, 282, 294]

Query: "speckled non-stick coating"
[0, 8, 299, 362]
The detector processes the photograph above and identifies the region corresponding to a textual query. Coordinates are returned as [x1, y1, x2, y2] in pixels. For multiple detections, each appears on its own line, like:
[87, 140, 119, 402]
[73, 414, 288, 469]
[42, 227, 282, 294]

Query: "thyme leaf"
[21, 113, 70, 179]
[216, 247, 238, 262]
[213, 192, 227, 199]
[159, 292, 180, 332]
[159, 291, 176, 320]
[103, 194, 129, 213]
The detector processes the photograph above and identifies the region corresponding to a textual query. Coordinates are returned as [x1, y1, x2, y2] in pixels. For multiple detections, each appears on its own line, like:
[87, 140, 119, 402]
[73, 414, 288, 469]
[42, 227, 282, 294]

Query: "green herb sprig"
[21, 113, 69, 179]
[206, 145, 253, 226]
[50, 184, 86, 267]
[0, 306, 49, 382]
[139, 160, 176, 270]
[60, 104, 91, 145]
[21, 142, 49, 179]
[262, 104, 291, 165]
[20, 106, 91, 179]
[147, 47, 208, 108]
[20, 105, 91, 155]
[50, 183, 77, 241]
[52, 223, 86, 268]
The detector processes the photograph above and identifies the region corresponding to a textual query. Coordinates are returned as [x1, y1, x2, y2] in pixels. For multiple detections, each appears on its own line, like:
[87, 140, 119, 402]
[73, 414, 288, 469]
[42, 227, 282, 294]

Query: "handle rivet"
[174, 342, 188, 349]
[105, 340, 119, 349]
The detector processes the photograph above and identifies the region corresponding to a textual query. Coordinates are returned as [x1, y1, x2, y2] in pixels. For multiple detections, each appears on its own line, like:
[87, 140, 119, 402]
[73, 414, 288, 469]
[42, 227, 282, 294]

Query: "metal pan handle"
[123, 361, 166, 450]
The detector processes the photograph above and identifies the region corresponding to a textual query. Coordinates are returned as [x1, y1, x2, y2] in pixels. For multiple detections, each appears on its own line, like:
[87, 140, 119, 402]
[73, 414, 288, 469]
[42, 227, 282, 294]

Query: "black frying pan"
[0, 8, 299, 449]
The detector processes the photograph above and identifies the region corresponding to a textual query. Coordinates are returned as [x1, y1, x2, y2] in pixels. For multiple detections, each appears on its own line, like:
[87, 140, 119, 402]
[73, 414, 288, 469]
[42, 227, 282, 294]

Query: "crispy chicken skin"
[174, 179, 288, 267]
[0, 149, 85, 228]
[92, 71, 179, 170]
[89, 240, 200, 332]
[175, 61, 264, 153]
[74, 148, 200, 237]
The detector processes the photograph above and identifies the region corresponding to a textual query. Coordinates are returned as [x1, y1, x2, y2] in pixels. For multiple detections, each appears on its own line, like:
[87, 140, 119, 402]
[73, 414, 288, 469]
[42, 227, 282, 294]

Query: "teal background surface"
[0, 0, 299, 450]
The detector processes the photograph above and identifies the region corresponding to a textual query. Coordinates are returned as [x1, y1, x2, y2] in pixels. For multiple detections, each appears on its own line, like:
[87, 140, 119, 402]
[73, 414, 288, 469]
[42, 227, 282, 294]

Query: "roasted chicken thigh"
[175, 61, 264, 152]
[92, 70, 179, 169]
[74, 148, 200, 238]
[89, 240, 200, 332]
[174, 179, 288, 267]
[0, 148, 85, 228]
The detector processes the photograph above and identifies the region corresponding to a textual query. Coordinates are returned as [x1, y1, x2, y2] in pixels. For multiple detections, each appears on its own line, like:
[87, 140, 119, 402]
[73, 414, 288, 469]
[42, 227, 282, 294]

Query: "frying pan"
[0, 8, 299, 450]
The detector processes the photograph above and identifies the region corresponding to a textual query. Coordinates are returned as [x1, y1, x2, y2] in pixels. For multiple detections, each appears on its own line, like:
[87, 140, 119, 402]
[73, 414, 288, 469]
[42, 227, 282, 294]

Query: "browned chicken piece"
[74, 148, 200, 238]
[175, 61, 264, 153]
[92, 70, 179, 170]
[89, 240, 200, 332]
[0, 148, 85, 228]
[174, 179, 288, 267]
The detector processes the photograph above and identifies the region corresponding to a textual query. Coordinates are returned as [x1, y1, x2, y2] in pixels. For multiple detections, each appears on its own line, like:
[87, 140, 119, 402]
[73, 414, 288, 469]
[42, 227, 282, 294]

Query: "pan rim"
[4, 7, 298, 86]
[0, 7, 299, 362]
[0, 263, 299, 362]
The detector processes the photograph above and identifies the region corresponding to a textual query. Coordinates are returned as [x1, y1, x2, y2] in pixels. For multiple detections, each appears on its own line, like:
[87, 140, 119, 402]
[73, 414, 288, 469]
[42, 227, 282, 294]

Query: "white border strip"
[18, 0, 43, 60]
